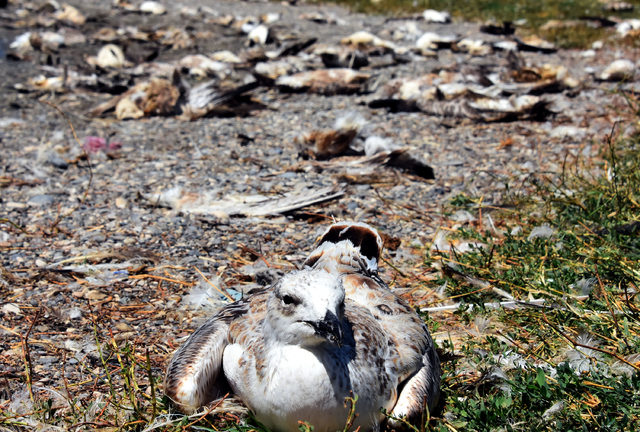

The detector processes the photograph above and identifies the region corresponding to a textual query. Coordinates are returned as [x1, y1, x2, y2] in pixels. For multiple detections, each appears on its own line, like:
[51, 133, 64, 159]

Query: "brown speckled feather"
[164, 288, 268, 411]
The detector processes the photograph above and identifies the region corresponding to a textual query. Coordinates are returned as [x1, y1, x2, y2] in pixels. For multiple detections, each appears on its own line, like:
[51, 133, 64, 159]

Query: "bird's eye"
[282, 294, 299, 306]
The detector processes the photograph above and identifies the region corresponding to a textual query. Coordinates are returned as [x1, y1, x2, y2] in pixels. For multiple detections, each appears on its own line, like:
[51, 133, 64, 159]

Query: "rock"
[2, 303, 21, 315]
[85, 290, 107, 301]
[28, 194, 56, 206]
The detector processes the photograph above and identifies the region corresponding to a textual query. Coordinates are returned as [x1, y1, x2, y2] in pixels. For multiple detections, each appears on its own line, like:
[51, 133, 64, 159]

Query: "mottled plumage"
[165, 222, 440, 431]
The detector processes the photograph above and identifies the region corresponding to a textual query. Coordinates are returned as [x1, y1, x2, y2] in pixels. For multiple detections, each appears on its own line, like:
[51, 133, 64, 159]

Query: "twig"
[0, 218, 28, 234]
[61, 350, 78, 417]
[422, 299, 549, 313]
[145, 349, 157, 421]
[342, 393, 359, 432]
[22, 308, 41, 402]
[382, 257, 407, 278]
[108, 329, 144, 419]
[595, 265, 625, 348]
[182, 395, 229, 430]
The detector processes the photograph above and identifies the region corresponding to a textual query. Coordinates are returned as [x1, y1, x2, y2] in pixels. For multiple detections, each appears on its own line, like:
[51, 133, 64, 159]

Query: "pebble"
[85, 290, 107, 301]
[2, 303, 21, 315]
[28, 194, 56, 206]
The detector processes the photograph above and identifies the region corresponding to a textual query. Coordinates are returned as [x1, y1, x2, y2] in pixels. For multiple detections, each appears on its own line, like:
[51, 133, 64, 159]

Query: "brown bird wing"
[164, 289, 267, 412]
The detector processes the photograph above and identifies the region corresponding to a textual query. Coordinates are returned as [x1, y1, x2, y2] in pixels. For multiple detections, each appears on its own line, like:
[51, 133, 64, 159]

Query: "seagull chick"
[165, 221, 440, 431]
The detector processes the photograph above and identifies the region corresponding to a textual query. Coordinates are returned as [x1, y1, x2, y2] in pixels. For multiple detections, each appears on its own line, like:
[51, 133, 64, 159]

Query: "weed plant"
[431, 124, 640, 430]
[313, 0, 640, 48]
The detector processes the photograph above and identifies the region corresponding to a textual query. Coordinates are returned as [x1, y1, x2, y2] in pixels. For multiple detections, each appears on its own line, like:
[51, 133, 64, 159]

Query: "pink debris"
[83, 136, 107, 153]
[108, 140, 122, 151]
[82, 136, 122, 153]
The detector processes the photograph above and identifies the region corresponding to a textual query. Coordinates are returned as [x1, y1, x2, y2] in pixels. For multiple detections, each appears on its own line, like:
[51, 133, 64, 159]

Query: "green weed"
[430, 116, 640, 430]
[312, 0, 640, 48]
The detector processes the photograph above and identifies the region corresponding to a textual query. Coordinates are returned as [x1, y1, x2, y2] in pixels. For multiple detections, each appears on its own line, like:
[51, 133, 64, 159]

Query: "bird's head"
[265, 269, 345, 348]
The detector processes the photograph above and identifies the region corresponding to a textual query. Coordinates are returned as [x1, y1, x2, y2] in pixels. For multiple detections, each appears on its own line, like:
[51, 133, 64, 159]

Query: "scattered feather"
[183, 279, 227, 310]
[542, 401, 565, 419]
[528, 224, 556, 241]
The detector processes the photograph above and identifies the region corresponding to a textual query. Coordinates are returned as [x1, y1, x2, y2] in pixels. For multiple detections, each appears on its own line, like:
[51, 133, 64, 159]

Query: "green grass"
[315, 0, 640, 24]
[428, 114, 640, 429]
[312, 0, 640, 48]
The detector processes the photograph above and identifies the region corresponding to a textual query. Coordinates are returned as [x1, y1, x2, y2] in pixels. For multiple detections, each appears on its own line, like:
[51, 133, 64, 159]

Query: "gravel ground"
[0, 0, 638, 425]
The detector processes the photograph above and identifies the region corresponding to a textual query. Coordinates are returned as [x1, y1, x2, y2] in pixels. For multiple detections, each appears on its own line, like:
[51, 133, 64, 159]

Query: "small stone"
[115, 197, 127, 209]
[28, 194, 56, 207]
[68, 308, 83, 319]
[115, 322, 133, 332]
[64, 340, 81, 352]
[2, 303, 21, 315]
[85, 290, 107, 301]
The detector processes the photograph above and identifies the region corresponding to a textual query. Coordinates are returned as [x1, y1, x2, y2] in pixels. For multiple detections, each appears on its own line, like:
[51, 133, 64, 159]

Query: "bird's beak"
[306, 311, 343, 347]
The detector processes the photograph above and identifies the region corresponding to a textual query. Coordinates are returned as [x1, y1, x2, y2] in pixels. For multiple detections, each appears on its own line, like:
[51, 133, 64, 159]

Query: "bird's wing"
[344, 273, 441, 419]
[390, 344, 441, 421]
[164, 299, 251, 412]
[342, 273, 433, 377]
